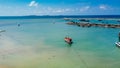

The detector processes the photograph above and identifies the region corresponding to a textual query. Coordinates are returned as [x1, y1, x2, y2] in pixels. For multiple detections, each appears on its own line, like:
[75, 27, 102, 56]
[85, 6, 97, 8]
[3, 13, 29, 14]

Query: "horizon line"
[0, 15, 120, 17]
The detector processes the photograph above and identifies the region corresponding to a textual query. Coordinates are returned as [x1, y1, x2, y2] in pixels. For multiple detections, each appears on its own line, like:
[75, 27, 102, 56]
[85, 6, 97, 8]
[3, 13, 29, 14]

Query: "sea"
[0, 15, 120, 68]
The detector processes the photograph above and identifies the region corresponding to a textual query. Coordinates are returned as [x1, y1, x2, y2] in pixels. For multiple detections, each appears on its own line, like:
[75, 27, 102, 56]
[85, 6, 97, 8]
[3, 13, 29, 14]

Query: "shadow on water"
[66, 42, 73, 47]
[67, 44, 72, 47]
[116, 45, 120, 49]
[65, 42, 89, 68]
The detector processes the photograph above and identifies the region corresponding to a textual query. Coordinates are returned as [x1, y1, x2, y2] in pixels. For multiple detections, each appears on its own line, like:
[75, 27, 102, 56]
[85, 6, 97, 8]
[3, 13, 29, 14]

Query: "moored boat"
[64, 37, 73, 45]
[0, 30, 6, 33]
[116, 32, 120, 47]
[115, 42, 120, 47]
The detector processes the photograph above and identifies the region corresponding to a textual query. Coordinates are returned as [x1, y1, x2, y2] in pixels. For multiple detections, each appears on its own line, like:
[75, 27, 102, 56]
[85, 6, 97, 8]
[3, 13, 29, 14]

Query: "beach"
[0, 17, 120, 68]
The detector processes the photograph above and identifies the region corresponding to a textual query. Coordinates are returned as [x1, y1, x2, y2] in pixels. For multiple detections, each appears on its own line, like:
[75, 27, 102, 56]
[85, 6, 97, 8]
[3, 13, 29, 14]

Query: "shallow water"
[0, 18, 120, 68]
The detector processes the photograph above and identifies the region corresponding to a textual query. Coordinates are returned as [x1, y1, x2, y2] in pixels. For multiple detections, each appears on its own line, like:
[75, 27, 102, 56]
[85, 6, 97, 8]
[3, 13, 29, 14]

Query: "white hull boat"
[115, 42, 120, 47]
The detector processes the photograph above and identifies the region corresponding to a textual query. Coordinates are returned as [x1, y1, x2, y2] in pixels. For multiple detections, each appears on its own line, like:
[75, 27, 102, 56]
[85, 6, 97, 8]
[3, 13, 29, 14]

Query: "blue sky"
[0, 0, 120, 16]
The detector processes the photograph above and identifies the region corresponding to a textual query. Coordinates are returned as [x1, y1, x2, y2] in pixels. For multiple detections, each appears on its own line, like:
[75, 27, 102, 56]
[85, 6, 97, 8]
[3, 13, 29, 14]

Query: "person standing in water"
[18, 24, 20, 27]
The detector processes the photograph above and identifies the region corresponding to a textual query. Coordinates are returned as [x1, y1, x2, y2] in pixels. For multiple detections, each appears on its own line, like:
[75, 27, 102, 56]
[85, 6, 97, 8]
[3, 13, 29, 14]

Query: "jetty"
[64, 18, 120, 28]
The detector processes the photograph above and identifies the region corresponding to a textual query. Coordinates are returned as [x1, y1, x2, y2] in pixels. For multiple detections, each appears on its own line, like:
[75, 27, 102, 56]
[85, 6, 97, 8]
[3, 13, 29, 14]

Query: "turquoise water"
[0, 18, 120, 68]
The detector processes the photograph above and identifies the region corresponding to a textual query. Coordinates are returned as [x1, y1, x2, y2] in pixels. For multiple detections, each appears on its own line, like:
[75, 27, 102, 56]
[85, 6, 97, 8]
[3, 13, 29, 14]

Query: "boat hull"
[115, 42, 120, 47]
[64, 37, 73, 45]
[65, 40, 73, 45]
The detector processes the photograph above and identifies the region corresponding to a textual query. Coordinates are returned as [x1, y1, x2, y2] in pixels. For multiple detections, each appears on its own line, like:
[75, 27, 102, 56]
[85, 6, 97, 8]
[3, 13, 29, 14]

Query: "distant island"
[0, 15, 120, 19]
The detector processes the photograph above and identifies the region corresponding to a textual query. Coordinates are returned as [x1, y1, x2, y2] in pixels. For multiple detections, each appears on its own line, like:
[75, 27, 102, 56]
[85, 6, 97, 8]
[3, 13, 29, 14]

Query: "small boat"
[0, 30, 6, 33]
[115, 42, 120, 47]
[64, 37, 73, 45]
[18, 24, 20, 27]
[116, 32, 120, 47]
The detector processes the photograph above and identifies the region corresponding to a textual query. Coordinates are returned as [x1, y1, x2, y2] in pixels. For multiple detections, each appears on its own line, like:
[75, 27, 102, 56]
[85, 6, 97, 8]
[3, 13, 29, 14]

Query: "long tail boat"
[64, 37, 73, 45]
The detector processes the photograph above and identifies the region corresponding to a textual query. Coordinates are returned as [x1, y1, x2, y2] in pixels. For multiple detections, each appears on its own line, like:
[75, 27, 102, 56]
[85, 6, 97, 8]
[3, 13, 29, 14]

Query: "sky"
[0, 0, 120, 16]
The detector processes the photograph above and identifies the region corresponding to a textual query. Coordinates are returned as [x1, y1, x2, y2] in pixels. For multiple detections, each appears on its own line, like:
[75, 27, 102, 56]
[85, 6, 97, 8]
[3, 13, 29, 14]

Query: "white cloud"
[53, 9, 65, 13]
[65, 9, 71, 12]
[46, 7, 71, 13]
[80, 6, 90, 12]
[55, 10, 63, 13]
[99, 5, 107, 10]
[53, 8, 73, 13]
[29, 1, 38, 7]
[47, 7, 53, 11]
